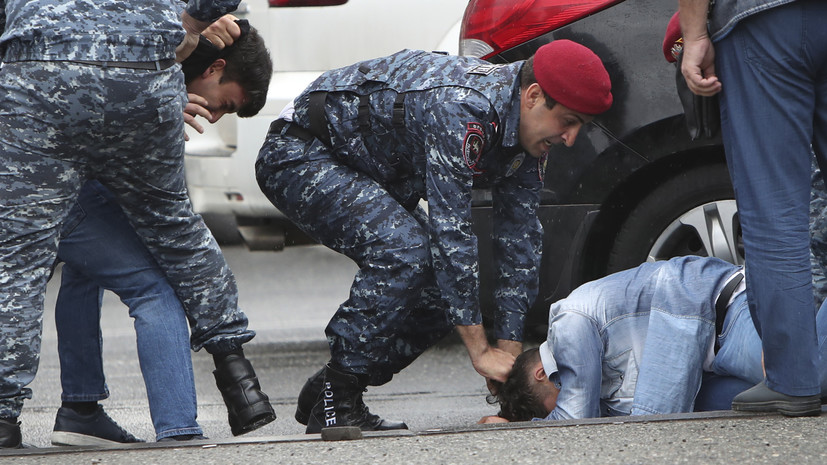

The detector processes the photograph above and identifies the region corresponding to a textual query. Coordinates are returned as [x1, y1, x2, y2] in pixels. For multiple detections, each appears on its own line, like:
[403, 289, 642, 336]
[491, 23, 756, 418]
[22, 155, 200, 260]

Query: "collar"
[497, 64, 525, 150]
[539, 341, 558, 379]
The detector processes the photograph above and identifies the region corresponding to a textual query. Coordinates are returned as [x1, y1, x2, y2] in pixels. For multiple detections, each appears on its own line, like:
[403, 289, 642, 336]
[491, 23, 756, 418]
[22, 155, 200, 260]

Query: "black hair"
[219, 26, 272, 118]
[519, 55, 557, 110]
[486, 348, 550, 421]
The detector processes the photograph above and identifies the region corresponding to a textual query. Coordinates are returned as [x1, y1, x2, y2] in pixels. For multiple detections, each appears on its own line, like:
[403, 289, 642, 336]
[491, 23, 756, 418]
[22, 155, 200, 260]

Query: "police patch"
[505, 152, 525, 177]
[463, 122, 485, 173]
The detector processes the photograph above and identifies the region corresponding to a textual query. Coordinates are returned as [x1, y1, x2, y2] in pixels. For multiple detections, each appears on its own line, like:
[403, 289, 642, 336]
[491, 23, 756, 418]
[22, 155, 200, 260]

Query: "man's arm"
[544, 312, 604, 420]
[678, 0, 721, 96]
[489, 159, 544, 349]
[177, 1, 240, 62]
[456, 325, 515, 382]
[420, 94, 515, 383]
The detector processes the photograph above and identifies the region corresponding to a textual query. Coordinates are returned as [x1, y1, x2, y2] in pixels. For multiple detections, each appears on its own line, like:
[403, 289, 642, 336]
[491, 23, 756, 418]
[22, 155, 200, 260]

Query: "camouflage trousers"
[256, 135, 453, 386]
[810, 156, 827, 307]
[0, 61, 252, 418]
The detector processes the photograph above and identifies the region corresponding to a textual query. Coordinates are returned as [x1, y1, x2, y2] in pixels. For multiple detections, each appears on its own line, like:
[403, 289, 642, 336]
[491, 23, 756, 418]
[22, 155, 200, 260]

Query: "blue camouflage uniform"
[256, 50, 544, 385]
[0, 0, 249, 420]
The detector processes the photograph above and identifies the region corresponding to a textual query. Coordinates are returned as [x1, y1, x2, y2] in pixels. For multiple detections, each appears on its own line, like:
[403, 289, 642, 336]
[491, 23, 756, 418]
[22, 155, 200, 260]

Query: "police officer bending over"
[255, 40, 613, 433]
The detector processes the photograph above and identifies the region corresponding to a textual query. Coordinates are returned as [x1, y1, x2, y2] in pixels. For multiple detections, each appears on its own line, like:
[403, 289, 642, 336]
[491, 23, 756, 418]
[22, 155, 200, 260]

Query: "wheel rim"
[647, 200, 744, 265]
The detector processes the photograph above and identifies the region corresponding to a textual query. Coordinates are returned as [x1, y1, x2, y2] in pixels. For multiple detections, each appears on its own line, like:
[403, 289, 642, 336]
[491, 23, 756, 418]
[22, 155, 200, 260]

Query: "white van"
[184, 0, 468, 247]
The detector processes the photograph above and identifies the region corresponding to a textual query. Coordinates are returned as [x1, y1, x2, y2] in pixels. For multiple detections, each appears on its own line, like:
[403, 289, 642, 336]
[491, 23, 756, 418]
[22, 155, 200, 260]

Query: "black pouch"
[675, 50, 720, 140]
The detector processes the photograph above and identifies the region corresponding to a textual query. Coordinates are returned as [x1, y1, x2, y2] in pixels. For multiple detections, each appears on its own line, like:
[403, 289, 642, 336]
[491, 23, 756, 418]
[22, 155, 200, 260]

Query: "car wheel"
[606, 164, 743, 274]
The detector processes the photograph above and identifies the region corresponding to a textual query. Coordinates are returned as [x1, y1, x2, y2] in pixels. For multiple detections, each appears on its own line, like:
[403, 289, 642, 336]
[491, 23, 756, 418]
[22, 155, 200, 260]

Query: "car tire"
[606, 163, 743, 274]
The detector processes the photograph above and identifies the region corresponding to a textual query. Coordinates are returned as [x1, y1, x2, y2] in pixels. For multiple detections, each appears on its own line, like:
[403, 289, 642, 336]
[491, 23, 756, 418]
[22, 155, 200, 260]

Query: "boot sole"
[51, 431, 136, 447]
[231, 408, 277, 436]
[732, 400, 822, 417]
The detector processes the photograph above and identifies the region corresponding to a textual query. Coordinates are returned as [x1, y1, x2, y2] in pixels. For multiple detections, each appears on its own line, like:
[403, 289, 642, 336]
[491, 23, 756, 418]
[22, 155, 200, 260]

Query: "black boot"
[0, 418, 22, 449]
[295, 367, 325, 425]
[305, 364, 408, 434]
[213, 350, 276, 436]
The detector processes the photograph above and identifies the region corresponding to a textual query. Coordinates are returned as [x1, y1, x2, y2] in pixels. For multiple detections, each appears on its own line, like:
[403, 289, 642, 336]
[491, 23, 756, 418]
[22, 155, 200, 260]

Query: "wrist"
[181, 11, 211, 36]
[455, 324, 490, 361]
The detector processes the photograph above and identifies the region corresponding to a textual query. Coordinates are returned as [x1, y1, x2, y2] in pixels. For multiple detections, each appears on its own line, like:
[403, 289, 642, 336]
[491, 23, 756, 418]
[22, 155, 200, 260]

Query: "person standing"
[0, 0, 273, 448]
[255, 40, 612, 433]
[679, 0, 827, 416]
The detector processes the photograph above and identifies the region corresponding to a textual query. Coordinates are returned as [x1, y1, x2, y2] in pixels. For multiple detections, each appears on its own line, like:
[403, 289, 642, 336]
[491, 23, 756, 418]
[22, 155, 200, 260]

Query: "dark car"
[460, 0, 741, 336]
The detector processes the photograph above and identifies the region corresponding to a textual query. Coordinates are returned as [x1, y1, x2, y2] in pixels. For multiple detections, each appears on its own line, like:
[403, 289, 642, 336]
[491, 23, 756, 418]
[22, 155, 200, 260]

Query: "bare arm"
[456, 324, 515, 383]
[176, 11, 212, 62]
[678, 0, 722, 96]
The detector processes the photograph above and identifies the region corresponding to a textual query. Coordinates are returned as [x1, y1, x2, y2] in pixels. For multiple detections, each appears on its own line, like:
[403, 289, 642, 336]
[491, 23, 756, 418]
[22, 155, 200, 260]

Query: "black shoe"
[213, 351, 276, 436]
[305, 364, 408, 434]
[0, 418, 22, 449]
[295, 367, 325, 425]
[732, 381, 822, 417]
[51, 406, 144, 446]
[158, 434, 209, 442]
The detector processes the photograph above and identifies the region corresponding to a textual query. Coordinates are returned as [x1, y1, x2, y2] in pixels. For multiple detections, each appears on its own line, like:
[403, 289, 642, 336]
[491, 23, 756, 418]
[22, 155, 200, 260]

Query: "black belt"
[69, 59, 177, 71]
[714, 270, 745, 352]
[269, 119, 316, 142]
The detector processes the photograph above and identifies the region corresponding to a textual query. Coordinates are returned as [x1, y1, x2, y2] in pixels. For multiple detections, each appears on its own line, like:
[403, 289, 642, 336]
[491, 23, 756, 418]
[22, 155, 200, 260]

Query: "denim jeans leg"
[57, 181, 202, 439]
[55, 267, 109, 402]
[715, 3, 822, 395]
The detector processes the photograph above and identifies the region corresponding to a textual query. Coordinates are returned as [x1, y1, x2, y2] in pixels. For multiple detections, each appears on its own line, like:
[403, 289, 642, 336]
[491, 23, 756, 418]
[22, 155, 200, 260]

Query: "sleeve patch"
[463, 122, 485, 174]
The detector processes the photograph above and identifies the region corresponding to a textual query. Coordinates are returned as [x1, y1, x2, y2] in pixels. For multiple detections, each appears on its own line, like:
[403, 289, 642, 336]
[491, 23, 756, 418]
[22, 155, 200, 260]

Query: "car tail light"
[460, 0, 622, 58]
[269, 0, 347, 6]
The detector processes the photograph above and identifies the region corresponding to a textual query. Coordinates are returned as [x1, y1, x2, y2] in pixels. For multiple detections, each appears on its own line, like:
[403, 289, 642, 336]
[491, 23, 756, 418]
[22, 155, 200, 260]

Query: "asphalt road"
[4, 244, 827, 463]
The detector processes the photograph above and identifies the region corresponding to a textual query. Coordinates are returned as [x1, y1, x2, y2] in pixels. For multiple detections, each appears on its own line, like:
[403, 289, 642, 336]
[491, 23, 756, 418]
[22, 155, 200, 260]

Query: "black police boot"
[295, 367, 325, 425]
[213, 350, 276, 436]
[0, 418, 22, 449]
[305, 364, 408, 434]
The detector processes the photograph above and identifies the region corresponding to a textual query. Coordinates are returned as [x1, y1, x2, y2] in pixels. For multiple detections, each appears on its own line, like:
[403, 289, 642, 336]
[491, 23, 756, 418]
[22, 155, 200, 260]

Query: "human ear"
[533, 361, 547, 382]
[203, 59, 227, 78]
[526, 83, 544, 109]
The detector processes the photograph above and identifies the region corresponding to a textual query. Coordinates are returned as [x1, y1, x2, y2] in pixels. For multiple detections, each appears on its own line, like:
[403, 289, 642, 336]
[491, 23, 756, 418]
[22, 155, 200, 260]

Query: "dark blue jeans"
[715, 0, 827, 396]
[56, 180, 202, 440]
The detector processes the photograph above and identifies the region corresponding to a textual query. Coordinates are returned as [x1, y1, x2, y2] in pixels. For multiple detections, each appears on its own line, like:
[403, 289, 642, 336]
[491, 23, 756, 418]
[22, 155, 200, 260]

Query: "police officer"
[0, 1, 273, 448]
[255, 40, 613, 433]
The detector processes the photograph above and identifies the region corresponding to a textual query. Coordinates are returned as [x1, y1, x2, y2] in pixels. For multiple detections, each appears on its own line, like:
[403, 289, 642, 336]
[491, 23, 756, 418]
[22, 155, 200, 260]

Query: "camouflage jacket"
[291, 50, 544, 340]
[0, 0, 239, 62]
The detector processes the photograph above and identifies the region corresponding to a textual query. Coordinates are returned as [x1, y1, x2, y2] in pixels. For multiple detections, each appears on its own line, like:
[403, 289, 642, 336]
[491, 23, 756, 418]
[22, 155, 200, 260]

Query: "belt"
[269, 119, 315, 142]
[714, 270, 745, 352]
[69, 59, 177, 71]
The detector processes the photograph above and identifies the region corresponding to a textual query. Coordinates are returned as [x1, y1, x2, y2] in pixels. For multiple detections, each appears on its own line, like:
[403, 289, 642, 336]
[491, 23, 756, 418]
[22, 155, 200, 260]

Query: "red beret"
[532, 40, 612, 115]
[663, 11, 683, 63]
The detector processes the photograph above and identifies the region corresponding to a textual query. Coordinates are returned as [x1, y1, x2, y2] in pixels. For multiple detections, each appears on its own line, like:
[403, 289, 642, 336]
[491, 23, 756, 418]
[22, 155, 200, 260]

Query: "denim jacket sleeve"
[544, 311, 604, 420]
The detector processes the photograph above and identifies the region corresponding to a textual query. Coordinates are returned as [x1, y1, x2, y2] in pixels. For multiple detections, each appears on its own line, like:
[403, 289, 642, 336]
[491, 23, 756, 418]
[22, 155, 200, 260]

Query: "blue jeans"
[56, 180, 202, 440]
[715, 0, 827, 396]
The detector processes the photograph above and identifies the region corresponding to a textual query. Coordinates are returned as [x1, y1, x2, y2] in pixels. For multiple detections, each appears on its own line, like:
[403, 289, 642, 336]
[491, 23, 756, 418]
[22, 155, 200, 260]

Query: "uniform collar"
[499, 67, 524, 150]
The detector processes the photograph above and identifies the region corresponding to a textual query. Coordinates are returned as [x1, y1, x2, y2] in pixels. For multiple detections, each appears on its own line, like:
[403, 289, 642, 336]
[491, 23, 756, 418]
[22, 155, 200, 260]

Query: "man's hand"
[678, 0, 722, 96]
[455, 325, 515, 383]
[478, 415, 509, 424]
[202, 15, 241, 50]
[176, 11, 212, 62]
[184, 93, 212, 141]
[496, 339, 522, 357]
[681, 36, 721, 96]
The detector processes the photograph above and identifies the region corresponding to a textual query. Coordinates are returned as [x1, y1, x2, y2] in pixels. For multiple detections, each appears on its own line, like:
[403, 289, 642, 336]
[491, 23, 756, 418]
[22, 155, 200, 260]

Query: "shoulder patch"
[468, 64, 504, 76]
[463, 122, 485, 174]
